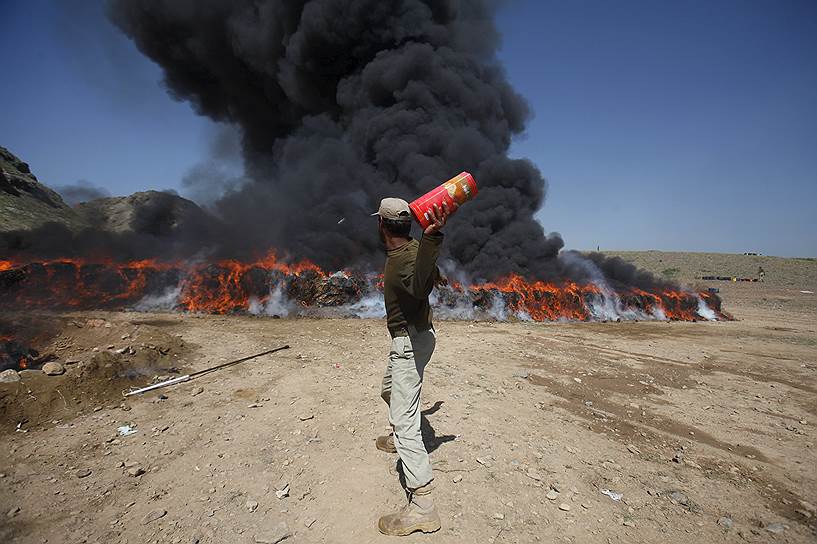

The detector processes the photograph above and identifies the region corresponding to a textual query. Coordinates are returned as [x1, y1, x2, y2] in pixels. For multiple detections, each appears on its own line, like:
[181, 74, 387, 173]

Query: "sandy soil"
[1, 256, 816, 543]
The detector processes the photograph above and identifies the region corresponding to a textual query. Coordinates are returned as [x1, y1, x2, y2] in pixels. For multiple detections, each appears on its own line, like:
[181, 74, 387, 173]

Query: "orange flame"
[0, 255, 723, 321]
[472, 274, 601, 321]
[178, 251, 325, 313]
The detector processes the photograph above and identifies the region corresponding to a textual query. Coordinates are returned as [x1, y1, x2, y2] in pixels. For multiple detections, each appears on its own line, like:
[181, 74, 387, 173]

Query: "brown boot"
[376, 433, 397, 453]
[378, 483, 441, 536]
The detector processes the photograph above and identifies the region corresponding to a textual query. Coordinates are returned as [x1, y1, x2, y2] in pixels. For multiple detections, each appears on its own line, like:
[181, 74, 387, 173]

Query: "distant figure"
[758, 266, 766, 282]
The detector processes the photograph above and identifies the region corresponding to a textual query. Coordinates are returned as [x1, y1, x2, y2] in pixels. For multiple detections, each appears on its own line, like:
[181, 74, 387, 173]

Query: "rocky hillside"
[0, 146, 214, 242]
[76, 190, 214, 236]
[0, 146, 88, 232]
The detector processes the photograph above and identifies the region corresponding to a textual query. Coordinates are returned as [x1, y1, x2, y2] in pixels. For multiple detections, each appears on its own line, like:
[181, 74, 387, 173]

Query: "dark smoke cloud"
[0, 0, 664, 293]
[54, 180, 111, 205]
[106, 0, 569, 278]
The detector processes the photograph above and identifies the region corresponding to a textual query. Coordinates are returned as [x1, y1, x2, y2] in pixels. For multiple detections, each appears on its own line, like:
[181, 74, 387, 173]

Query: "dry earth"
[1, 252, 816, 543]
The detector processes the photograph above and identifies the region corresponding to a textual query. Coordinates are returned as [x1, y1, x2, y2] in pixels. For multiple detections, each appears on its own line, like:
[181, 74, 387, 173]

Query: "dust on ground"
[1, 253, 815, 543]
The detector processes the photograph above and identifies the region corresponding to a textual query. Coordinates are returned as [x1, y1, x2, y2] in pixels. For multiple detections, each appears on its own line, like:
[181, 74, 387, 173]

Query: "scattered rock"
[669, 490, 690, 507]
[275, 484, 290, 499]
[475, 457, 491, 468]
[42, 362, 65, 376]
[0, 369, 21, 383]
[765, 522, 787, 534]
[492, 512, 505, 520]
[452, 475, 463, 483]
[254, 522, 292, 544]
[245, 500, 258, 513]
[7, 506, 20, 518]
[64, 359, 80, 365]
[127, 466, 146, 477]
[546, 490, 559, 501]
[304, 518, 316, 528]
[525, 470, 543, 482]
[191, 386, 204, 397]
[512, 371, 529, 379]
[558, 503, 571, 512]
[717, 516, 733, 529]
[75, 468, 92, 478]
[623, 519, 635, 527]
[672, 450, 684, 463]
[247, 403, 262, 408]
[141, 509, 167, 525]
[626, 444, 640, 455]
[298, 414, 314, 421]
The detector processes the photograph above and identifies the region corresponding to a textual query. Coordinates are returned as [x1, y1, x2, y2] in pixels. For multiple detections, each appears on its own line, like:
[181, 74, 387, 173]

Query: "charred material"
[0, 338, 43, 372]
[0, 260, 726, 322]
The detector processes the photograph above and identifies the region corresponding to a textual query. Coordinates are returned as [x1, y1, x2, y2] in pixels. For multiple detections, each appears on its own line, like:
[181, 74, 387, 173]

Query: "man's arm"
[406, 202, 453, 299]
[408, 232, 443, 298]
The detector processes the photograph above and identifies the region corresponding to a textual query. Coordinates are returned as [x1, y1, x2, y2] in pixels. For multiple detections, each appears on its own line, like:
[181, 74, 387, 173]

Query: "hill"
[0, 146, 88, 232]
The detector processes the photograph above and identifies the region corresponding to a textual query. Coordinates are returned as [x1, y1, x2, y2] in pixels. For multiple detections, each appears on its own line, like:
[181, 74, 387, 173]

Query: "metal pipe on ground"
[123, 345, 290, 397]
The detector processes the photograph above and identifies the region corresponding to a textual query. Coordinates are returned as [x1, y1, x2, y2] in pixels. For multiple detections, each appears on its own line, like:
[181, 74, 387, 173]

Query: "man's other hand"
[424, 201, 456, 235]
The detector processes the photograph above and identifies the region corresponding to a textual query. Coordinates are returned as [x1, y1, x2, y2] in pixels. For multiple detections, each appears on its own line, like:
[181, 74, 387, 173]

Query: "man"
[372, 197, 453, 536]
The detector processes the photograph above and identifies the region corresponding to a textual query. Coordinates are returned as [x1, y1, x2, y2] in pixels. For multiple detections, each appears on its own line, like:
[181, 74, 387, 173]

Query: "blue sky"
[1, 0, 815, 256]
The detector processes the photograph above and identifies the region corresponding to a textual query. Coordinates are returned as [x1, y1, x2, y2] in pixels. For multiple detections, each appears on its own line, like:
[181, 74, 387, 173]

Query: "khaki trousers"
[380, 327, 436, 489]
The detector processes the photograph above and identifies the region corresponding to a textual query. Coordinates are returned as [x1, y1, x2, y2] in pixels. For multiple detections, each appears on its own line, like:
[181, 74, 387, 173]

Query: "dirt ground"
[1, 253, 816, 543]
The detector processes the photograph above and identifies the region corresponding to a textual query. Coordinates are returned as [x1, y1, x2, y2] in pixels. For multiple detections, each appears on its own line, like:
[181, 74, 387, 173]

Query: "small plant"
[662, 267, 680, 278]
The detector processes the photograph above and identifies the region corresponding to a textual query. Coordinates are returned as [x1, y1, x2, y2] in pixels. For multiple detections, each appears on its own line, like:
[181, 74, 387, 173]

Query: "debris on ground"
[117, 425, 137, 436]
[601, 489, 623, 501]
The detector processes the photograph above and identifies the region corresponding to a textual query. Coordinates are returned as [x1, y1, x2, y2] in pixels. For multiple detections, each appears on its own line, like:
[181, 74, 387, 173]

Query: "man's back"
[383, 233, 443, 336]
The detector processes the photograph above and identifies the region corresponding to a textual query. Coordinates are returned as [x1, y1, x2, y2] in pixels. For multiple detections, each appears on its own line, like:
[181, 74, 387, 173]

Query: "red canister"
[409, 172, 478, 229]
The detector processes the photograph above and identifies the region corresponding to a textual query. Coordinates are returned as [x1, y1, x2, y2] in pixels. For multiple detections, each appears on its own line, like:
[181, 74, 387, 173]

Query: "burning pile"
[1, 3, 729, 325]
[0, 257, 724, 322]
[0, 336, 42, 372]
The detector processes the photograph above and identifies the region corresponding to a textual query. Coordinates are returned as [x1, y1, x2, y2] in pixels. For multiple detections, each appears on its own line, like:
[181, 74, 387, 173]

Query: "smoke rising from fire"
[54, 180, 111, 205]
[105, 0, 570, 278]
[0, 0, 678, 294]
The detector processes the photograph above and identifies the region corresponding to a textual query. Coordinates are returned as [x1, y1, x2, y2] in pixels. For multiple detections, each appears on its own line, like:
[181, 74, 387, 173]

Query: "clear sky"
[1, 0, 815, 256]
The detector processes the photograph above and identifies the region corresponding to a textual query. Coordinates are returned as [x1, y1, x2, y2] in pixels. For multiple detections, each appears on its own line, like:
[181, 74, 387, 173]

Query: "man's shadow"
[396, 400, 456, 488]
[420, 400, 456, 454]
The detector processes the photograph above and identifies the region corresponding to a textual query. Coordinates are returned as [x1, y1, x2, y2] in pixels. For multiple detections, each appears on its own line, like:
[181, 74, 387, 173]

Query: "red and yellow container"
[409, 171, 478, 229]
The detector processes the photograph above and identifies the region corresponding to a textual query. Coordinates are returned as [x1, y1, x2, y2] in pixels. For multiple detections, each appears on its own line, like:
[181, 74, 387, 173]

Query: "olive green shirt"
[383, 232, 444, 336]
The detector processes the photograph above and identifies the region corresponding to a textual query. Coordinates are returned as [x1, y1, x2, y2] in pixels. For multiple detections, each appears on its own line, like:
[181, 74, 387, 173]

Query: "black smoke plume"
[105, 0, 571, 279]
[2, 0, 678, 293]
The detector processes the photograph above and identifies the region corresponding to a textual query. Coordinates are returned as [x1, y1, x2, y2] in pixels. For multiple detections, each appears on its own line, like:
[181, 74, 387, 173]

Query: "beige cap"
[371, 197, 412, 222]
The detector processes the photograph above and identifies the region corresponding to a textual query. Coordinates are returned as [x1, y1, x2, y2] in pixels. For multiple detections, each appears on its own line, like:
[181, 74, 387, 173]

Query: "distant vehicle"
[743, 252, 763, 256]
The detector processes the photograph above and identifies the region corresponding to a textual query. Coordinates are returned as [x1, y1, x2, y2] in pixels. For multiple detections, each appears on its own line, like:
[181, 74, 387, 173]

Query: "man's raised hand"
[424, 201, 456, 235]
